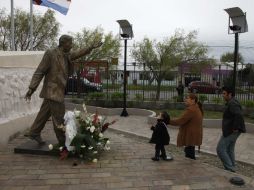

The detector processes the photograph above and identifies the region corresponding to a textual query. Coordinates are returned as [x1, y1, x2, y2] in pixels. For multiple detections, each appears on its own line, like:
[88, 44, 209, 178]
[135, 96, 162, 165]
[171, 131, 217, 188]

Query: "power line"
[206, 45, 254, 49]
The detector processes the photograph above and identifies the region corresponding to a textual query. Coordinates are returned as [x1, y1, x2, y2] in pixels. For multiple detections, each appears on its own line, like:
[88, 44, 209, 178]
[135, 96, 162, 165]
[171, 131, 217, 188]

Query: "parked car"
[65, 77, 103, 94]
[188, 81, 221, 94]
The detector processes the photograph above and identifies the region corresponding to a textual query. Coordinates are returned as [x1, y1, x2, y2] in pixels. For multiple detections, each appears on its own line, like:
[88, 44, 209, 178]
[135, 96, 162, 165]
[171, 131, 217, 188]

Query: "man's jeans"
[216, 132, 241, 171]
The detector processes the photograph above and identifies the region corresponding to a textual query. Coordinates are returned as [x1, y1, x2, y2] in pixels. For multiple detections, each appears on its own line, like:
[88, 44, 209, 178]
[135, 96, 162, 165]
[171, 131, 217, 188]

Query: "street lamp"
[117, 19, 134, 117]
[224, 7, 248, 96]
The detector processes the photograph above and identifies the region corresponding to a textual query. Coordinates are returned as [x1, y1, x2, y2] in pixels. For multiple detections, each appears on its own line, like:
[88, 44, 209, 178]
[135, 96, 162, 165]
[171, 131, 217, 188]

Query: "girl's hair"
[188, 93, 204, 115]
[160, 111, 170, 125]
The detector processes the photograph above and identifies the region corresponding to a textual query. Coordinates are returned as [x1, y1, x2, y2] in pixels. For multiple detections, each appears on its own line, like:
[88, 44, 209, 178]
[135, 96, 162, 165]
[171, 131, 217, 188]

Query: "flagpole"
[11, 0, 15, 51]
[30, 0, 33, 50]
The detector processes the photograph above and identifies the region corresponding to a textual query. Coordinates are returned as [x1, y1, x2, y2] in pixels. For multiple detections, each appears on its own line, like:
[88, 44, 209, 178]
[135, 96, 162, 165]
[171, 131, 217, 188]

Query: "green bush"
[249, 112, 254, 119]
[135, 94, 143, 101]
[71, 99, 80, 104]
[172, 96, 178, 103]
[211, 97, 223, 104]
[242, 100, 254, 108]
[149, 93, 157, 101]
[198, 94, 208, 103]
[111, 92, 124, 100]
[87, 92, 105, 100]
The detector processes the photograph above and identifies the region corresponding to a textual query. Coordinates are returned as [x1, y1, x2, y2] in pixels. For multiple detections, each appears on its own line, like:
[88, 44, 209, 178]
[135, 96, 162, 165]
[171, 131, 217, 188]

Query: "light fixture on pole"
[224, 7, 248, 96]
[117, 19, 133, 117]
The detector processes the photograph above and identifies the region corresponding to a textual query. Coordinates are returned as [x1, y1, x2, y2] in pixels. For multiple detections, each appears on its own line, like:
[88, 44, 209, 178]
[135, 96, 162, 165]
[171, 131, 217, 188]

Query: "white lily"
[82, 103, 87, 113]
[90, 126, 95, 133]
[48, 144, 53, 150]
[92, 158, 98, 163]
[99, 133, 103, 138]
[104, 146, 110, 151]
[74, 110, 81, 117]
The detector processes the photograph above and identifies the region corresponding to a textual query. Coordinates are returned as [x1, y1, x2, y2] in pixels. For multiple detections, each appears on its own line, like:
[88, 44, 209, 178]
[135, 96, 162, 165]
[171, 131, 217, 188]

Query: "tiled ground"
[0, 121, 253, 190]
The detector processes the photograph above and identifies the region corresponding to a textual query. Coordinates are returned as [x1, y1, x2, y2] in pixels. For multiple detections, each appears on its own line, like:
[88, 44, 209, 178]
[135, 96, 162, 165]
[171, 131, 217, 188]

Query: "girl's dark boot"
[151, 149, 160, 161]
[151, 156, 160, 161]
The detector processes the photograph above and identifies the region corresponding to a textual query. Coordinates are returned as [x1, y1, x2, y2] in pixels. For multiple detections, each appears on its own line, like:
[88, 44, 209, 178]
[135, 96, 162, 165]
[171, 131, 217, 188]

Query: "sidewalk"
[107, 115, 254, 166]
[0, 116, 254, 189]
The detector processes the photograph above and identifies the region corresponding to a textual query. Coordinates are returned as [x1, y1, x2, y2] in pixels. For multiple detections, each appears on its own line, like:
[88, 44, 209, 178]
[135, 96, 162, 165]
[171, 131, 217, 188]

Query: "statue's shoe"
[24, 133, 46, 145]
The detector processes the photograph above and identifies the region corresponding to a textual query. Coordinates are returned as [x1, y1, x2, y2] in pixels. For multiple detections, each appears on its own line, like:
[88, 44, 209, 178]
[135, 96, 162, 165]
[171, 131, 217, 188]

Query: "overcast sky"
[1, 0, 254, 62]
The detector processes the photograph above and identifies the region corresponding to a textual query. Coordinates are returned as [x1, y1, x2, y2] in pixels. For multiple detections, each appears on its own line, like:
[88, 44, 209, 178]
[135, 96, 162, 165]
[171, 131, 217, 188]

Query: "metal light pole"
[122, 38, 128, 116]
[30, 0, 33, 50]
[224, 7, 248, 96]
[11, 0, 15, 51]
[117, 20, 133, 117]
[232, 32, 239, 95]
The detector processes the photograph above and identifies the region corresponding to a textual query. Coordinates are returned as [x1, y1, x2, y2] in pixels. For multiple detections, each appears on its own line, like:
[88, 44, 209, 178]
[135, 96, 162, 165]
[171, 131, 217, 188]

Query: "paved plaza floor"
[107, 115, 254, 166]
[0, 115, 254, 190]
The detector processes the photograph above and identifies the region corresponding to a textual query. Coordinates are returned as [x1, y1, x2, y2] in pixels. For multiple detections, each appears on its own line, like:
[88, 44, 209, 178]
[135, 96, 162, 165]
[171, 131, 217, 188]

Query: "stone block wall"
[0, 51, 44, 124]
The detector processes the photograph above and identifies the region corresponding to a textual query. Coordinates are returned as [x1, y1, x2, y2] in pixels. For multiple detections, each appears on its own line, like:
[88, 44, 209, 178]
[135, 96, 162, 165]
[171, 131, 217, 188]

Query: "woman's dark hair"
[160, 111, 170, 125]
[188, 93, 204, 115]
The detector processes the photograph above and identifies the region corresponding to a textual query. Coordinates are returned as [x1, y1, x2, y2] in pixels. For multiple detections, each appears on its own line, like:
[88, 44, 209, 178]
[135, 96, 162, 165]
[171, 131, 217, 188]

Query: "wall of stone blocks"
[0, 52, 44, 124]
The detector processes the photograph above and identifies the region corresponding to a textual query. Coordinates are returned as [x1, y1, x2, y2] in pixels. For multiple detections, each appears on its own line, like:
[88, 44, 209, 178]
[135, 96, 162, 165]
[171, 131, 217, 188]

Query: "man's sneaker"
[24, 133, 45, 145]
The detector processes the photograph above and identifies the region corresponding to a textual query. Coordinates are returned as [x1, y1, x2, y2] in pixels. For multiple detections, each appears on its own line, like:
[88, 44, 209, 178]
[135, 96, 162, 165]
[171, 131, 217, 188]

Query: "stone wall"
[0, 51, 44, 124]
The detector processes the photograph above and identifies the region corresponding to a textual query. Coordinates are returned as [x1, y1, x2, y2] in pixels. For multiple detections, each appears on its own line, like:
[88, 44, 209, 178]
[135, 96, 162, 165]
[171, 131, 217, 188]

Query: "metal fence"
[66, 66, 254, 105]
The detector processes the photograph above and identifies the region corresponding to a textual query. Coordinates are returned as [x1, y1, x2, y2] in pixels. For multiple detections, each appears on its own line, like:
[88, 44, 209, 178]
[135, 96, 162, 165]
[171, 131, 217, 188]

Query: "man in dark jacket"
[216, 86, 246, 172]
[24, 35, 102, 146]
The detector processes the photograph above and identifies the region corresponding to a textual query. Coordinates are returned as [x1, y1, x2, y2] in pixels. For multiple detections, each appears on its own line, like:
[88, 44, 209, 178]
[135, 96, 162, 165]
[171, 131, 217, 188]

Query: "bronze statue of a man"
[24, 34, 102, 146]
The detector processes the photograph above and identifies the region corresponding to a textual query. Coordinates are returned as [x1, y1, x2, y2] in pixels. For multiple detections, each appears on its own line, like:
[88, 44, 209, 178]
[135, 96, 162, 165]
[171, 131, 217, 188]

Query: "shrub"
[211, 97, 223, 104]
[242, 100, 254, 108]
[172, 96, 178, 103]
[135, 94, 143, 101]
[249, 112, 254, 119]
[71, 98, 82, 104]
[87, 92, 105, 100]
[111, 92, 124, 100]
[198, 94, 208, 103]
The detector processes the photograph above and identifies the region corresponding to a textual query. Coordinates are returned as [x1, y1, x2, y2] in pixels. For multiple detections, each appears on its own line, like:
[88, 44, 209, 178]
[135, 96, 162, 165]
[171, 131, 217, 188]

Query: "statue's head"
[59, 35, 73, 53]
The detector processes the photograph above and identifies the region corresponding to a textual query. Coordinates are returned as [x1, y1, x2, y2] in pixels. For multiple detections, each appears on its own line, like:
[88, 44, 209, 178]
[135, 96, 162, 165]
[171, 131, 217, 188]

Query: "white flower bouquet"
[57, 103, 116, 161]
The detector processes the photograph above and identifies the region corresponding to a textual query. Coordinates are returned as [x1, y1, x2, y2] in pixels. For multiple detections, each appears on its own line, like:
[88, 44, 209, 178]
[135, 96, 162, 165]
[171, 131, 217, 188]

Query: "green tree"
[0, 8, 59, 51]
[131, 30, 212, 100]
[220, 52, 244, 63]
[71, 27, 120, 61]
[70, 27, 121, 95]
[179, 30, 214, 75]
[220, 52, 244, 87]
[240, 64, 254, 85]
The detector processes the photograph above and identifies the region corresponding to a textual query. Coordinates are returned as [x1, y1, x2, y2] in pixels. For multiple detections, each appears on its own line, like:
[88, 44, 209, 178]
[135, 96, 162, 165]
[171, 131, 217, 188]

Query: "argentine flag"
[33, 0, 71, 15]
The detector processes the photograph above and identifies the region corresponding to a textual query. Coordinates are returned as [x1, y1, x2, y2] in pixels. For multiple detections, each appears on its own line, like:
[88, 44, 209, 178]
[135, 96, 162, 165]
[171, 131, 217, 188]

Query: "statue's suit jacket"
[29, 47, 79, 102]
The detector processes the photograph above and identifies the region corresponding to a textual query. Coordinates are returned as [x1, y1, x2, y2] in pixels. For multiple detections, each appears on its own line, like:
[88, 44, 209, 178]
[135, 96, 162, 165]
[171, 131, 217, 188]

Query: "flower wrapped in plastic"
[60, 103, 116, 161]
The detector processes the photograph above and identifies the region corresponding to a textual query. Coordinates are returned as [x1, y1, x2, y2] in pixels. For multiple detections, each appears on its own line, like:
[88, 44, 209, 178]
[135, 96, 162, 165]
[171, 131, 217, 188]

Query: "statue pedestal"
[14, 139, 59, 156]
